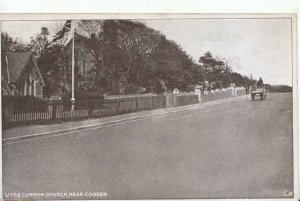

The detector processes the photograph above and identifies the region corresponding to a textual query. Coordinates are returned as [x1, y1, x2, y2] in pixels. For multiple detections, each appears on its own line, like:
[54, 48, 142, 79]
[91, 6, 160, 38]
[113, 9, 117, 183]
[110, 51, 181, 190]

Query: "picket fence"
[2, 94, 198, 128]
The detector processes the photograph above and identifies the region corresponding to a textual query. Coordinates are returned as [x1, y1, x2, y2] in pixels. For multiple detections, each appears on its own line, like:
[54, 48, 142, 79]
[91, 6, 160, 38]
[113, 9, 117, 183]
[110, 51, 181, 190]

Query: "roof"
[1, 54, 8, 79]
[65, 32, 90, 50]
[6, 52, 33, 83]
[5, 52, 45, 87]
[31, 56, 46, 86]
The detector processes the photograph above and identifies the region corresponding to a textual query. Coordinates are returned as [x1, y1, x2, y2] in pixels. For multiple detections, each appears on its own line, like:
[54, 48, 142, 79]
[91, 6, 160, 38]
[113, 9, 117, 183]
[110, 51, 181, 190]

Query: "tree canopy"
[2, 20, 287, 97]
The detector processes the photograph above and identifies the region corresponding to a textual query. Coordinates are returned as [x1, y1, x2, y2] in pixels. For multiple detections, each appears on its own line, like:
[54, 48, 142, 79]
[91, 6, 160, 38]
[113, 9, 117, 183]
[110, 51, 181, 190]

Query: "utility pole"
[71, 23, 76, 111]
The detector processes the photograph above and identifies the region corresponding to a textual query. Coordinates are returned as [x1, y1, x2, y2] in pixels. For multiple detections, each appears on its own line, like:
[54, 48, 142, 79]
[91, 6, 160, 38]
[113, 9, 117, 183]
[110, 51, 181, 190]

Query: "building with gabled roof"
[2, 52, 46, 99]
[65, 32, 98, 84]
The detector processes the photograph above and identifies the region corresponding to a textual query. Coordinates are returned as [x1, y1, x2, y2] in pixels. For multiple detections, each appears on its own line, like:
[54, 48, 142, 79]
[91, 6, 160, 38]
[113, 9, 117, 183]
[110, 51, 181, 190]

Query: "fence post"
[164, 92, 167, 108]
[194, 85, 202, 102]
[151, 97, 154, 109]
[164, 92, 169, 108]
[88, 101, 93, 118]
[51, 102, 57, 120]
[136, 97, 139, 110]
[117, 99, 120, 112]
[173, 94, 177, 107]
[2, 112, 5, 127]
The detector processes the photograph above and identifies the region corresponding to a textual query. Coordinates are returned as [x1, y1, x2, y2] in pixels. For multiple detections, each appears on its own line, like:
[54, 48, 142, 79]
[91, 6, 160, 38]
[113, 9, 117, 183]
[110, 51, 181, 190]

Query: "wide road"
[3, 93, 293, 199]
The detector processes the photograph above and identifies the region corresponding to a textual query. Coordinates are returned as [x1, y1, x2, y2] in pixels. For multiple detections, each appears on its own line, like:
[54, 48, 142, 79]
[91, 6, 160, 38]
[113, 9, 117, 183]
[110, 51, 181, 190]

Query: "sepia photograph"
[1, 14, 296, 200]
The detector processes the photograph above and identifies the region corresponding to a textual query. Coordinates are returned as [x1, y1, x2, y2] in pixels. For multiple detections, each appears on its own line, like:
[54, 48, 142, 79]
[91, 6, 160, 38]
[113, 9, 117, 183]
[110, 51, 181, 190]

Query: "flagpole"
[71, 21, 75, 111]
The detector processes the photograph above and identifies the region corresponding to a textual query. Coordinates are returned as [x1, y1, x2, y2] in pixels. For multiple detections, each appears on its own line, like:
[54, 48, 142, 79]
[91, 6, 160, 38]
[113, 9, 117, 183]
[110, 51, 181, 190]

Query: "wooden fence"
[2, 93, 200, 128]
[2, 95, 166, 128]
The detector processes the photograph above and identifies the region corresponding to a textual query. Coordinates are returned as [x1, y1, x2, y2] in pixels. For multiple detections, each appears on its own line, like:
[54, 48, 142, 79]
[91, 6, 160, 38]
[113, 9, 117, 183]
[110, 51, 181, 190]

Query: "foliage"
[265, 84, 292, 93]
[78, 20, 197, 94]
[2, 20, 289, 97]
[199, 51, 228, 89]
[198, 51, 259, 90]
[37, 41, 70, 97]
[1, 32, 31, 53]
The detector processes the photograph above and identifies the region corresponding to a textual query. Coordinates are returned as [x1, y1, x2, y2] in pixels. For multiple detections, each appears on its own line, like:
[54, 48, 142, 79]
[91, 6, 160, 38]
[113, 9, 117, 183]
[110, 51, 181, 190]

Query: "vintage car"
[250, 84, 266, 100]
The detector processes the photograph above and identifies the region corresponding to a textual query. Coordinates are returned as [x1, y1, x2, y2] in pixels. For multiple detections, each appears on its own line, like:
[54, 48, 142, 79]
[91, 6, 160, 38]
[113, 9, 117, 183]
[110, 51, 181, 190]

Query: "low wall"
[201, 88, 246, 102]
[105, 88, 246, 109]
[105, 93, 158, 100]
[164, 93, 198, 108]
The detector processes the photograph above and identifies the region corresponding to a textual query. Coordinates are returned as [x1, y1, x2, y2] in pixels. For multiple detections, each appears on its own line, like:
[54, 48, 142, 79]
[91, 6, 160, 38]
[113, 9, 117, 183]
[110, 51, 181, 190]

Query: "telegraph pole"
[71, 23, 76, 111]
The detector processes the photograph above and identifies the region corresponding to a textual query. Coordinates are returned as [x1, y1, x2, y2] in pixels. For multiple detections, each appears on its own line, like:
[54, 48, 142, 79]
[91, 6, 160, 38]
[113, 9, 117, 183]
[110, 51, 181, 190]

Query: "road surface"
[2, 93, 293, 199]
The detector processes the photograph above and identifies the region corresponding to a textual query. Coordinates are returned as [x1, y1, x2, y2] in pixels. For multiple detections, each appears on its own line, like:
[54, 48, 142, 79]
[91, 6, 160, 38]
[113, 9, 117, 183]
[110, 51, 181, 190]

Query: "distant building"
[65, 31, 131, 95]
[65, 32, 98, 88]
[1, 52, 46, 99]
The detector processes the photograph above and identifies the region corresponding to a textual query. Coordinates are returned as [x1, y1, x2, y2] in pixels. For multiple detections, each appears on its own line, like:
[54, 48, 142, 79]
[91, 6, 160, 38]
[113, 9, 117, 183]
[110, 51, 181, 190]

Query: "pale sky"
[2, 18, 293, 86]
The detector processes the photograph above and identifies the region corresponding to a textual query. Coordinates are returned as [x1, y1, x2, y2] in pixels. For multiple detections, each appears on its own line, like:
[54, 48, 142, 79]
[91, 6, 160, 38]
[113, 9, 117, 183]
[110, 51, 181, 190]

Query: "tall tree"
[36, 40, 70, 96]
[31, 26, 70, 96]
[199, 51, 226, 89]
[75, 20, 198, 93]
[116, 20, 161, 87]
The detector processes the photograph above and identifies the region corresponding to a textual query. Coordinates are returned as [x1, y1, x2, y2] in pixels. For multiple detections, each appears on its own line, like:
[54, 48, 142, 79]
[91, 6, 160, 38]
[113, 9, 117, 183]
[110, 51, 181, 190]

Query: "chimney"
[41, 27, 49, 35]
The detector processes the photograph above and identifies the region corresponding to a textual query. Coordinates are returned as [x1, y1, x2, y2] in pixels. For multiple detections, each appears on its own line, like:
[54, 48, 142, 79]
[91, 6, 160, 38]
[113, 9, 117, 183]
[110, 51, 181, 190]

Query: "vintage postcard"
[0, 13, 298, 200]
